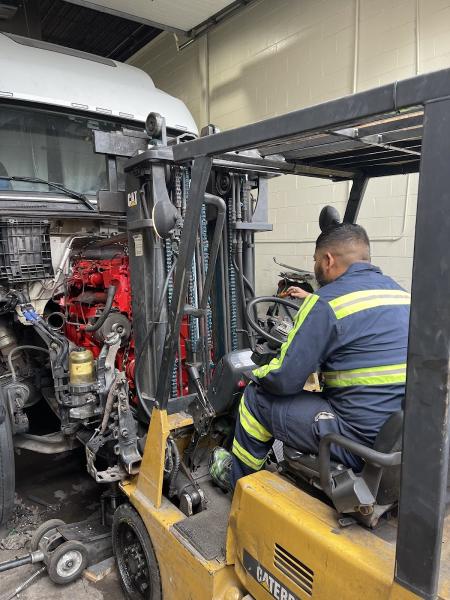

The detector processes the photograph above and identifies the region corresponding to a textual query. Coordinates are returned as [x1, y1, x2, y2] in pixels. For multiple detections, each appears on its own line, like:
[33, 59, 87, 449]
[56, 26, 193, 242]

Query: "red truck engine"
[59, 253, 189, 399]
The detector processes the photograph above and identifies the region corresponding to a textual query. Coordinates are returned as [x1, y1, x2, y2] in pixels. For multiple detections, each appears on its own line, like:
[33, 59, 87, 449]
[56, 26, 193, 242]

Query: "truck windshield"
[0, 104, 133, 196]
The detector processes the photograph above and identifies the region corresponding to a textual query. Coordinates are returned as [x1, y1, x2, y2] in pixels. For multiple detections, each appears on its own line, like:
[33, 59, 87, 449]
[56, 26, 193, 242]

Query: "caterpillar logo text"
[243, 550, 300, 600]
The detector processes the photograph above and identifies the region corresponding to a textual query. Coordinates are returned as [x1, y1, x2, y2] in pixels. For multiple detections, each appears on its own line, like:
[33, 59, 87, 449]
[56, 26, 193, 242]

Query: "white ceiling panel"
[66, 0, 239, 33]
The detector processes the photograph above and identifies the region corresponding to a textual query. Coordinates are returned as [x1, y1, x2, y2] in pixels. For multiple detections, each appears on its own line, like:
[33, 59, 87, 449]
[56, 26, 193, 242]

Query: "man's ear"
[325, 251, 335, 269]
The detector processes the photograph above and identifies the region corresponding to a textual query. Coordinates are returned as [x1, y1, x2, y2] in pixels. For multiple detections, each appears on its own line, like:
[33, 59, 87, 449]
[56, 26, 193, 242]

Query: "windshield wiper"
[0, 176, 96, 211]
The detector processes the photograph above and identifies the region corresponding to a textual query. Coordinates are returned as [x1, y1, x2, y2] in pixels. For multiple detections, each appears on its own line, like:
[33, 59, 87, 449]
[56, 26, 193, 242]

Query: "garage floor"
[0, 449, 124, 600]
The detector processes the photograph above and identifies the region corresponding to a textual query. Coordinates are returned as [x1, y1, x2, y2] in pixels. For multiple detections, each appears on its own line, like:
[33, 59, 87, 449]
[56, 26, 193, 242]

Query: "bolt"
[121, 428, 129, 438]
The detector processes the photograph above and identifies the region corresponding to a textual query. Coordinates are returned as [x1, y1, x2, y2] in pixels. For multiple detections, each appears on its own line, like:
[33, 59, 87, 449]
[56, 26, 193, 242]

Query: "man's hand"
[283, 286, 312, 299]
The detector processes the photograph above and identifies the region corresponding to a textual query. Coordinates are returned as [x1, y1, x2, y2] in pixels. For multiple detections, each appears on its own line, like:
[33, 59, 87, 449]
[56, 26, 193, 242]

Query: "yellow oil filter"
[69, 348, 95, 385]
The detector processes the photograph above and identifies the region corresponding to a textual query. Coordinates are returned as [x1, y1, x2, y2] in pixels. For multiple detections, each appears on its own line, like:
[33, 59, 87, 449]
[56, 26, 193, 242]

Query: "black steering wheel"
[246, 296, 300, 347]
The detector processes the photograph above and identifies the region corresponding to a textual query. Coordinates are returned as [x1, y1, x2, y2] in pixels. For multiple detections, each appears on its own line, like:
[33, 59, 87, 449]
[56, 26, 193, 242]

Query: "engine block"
[60, 253, 189, 398]
[60, 255, 136, 386]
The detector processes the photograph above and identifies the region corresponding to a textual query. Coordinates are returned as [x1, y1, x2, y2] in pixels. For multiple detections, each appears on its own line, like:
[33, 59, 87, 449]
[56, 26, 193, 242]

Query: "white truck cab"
[0, 31, 198, 524]
[0, 31, 197, 199]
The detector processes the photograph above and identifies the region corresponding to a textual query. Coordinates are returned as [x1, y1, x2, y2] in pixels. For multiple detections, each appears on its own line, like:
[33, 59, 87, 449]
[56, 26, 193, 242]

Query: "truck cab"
[0, 31, 197, 523]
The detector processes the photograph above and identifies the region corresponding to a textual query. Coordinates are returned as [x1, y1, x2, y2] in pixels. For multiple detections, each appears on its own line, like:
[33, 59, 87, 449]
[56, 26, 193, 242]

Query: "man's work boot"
[209, 447, 232, 492]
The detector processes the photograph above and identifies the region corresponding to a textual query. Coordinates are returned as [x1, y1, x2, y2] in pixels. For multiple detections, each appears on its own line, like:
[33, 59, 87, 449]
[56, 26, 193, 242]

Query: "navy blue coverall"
[231, 262, 410, 487]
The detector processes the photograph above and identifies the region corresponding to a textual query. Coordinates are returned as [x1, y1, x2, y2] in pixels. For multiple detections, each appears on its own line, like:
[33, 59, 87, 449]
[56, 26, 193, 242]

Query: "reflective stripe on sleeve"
[252, 294, 320, 379]
[329, 289, 410, 319]
[232, 439, 266, 470]
[239, 396, 272, 442]
[323, 363, 407, 387]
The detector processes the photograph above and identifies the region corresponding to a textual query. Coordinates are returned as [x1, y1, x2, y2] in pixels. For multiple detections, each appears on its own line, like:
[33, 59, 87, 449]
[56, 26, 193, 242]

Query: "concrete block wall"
[129, 0, 450, 293]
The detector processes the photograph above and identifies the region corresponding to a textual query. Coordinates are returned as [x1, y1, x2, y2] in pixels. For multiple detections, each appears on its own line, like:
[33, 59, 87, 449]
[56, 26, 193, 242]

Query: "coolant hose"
[85, 285, 116, 332]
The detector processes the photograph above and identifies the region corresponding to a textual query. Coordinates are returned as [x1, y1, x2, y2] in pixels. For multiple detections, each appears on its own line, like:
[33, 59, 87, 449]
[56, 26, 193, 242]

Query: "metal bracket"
[116, 385, 141, 475]
[332, 127, 421, 157]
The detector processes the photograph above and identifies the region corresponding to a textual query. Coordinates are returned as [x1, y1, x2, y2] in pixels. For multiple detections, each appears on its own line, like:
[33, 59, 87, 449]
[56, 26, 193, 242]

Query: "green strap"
[323, 363, 407, 387]
[329, 289, 410, 319]
[253, 294, 319, 379]
[232, 439, 266, 471]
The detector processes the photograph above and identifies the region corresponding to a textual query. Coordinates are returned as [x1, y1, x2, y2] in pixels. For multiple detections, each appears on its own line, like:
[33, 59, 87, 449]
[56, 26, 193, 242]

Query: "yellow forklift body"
[119, 408, 450, 599]
[121, 478, 243, 600]
[120, 409, 244, 600]
[228, 470, 450, 600]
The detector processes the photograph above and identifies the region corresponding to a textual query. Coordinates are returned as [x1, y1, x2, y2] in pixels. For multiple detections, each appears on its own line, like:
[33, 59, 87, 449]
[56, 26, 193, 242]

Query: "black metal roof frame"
[161, 68, 450, 600]
[171, 69, 448, 180]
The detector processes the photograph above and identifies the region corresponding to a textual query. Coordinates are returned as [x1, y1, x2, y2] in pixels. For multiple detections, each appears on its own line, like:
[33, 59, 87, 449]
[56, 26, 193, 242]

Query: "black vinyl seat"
[283, 411, 403, 528]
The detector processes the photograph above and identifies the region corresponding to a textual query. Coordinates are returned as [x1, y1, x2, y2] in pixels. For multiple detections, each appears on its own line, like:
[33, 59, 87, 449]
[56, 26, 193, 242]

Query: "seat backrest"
[371, 410, 403, 505]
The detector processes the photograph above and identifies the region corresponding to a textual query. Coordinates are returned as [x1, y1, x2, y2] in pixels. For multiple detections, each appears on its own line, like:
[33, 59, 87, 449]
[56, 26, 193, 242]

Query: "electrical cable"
[140, 183, 151, 221]
[134, 258, 177, 419]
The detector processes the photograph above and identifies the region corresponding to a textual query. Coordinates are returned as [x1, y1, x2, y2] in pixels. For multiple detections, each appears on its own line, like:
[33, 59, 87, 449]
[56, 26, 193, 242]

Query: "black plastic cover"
[207, 349, 255, 415]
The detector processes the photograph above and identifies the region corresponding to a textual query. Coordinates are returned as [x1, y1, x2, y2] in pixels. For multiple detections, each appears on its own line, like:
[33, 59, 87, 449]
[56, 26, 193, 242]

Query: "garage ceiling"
[65, 0, 247, 33]
[39, 0, 161, 61]
[1, 0, 253, 62]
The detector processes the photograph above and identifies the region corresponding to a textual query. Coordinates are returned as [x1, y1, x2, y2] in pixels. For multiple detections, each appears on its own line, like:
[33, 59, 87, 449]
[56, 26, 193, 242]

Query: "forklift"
[107, 68, 450, 600]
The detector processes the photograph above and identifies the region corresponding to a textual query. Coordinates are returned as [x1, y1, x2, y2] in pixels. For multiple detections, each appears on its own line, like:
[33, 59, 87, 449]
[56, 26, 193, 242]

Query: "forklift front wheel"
[47, 540, 88, 584]
[113, 503, 162, 600]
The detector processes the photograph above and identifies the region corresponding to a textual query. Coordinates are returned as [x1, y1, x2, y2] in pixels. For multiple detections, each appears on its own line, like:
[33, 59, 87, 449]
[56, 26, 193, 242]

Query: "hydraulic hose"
[85, 285, 116, 332]
[168, 437, 181, 498]
[199, 194, 226, 309]
[233, 234, 252, 344]
[134, 259, 177, 420]
[233, 255, 255, 296]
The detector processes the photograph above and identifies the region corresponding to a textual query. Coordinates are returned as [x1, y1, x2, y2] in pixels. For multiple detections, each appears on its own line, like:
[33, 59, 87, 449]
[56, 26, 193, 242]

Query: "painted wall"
[129, 0, 450, 292]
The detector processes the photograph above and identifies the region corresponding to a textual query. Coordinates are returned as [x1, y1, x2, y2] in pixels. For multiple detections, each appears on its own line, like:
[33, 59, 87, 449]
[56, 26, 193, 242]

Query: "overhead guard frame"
[151, 68, 450, 600]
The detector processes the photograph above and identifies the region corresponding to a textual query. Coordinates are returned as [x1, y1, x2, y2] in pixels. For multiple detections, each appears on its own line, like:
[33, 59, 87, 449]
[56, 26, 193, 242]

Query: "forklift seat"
[283, 411, 403, 528]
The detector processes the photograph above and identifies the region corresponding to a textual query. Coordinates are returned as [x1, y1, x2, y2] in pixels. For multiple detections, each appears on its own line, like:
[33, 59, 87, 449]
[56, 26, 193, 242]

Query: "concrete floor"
[0, 449, 125, 600]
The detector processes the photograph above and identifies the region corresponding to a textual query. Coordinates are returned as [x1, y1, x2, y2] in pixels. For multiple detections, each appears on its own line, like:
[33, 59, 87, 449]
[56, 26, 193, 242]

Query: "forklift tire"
[0, 401, 15, 526]
[47, 540, 88, 584]
[30, 518, 66, 552]
[113, 503, 162, 600]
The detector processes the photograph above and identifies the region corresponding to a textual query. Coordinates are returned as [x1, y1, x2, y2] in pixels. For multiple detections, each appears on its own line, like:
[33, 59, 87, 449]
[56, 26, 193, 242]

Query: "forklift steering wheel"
[246, 296, 300, 346]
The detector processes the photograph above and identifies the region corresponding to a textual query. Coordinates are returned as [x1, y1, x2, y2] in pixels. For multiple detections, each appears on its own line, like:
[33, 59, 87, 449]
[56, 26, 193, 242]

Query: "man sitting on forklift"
[210, 222, 410, 491]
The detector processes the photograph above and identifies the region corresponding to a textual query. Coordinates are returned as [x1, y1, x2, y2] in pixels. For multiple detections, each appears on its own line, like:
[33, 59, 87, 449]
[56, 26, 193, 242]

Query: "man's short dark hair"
[316, 223, 370, 253]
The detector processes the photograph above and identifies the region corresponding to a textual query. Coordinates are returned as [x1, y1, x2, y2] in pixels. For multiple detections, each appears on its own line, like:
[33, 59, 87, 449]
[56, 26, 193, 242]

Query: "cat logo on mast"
[127, 191, 138, 207]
